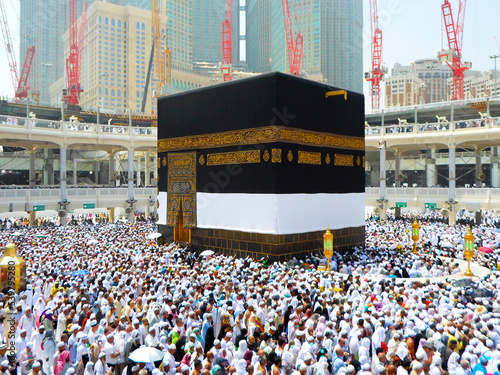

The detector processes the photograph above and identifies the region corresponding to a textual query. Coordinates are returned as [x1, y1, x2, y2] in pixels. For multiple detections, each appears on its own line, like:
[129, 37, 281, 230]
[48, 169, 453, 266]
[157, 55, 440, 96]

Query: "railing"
[365, 116, 500, 136]
[366, 96, 500, 115]
[0, 187, 156, 199]
[366, 187, 500, 197]
[0, 114, 157, 136]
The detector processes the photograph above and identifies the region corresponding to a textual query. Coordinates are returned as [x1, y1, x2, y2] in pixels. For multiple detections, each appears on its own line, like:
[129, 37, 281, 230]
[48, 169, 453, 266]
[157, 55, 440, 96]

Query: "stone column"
[29, 150, 36, 187]
[491, 147, 499, 188]
[73, 159, 78, 185]
[43, 149, 54, 185]
[94, 160, 100, 185]
[475, 147, 483, 188]
[108, 152, 115, 187]
[394, 149, 402, 218]
[449, 145, 457, 225]
[60, 147, 68, 226]
[153, 153, 158, 183]
[127, 148, 135, 223]
[145, 154, 151, 187]
[394, 149, 401, 188]
[426, 149, 437, 187]
[379, 142, 387, 221]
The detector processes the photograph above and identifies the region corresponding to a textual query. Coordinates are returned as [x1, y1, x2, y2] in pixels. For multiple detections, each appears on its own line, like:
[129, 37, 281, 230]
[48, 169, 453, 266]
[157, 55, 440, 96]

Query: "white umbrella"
[87, 239, 99, 245]
[147, 233, 163, 239]
[12, 231, 22, 236]
[129, 347, 164, 363]
[200, 250, 214, 256]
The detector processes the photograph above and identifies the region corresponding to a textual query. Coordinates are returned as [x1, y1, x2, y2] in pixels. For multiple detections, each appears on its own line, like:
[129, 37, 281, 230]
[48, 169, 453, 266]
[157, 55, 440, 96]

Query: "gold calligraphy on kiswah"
[158, 126, 364, 152]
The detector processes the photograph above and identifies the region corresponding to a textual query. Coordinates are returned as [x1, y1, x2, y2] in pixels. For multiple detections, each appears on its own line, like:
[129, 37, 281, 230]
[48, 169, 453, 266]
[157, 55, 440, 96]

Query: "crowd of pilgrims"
[0, 214, 497, 375]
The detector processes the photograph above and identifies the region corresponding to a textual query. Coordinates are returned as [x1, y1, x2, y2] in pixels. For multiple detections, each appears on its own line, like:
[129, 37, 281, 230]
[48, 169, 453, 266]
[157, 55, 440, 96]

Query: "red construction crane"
[365, 0, 384, 111]
[0, 0, 35, 100]
[78, 1, 87, 80]
[438, 0, 468, 100]
[16, 46, 35, 99]
[65, 0, 83, 105]
[281, 0, 303, 76]
[221, 0, 232, 81]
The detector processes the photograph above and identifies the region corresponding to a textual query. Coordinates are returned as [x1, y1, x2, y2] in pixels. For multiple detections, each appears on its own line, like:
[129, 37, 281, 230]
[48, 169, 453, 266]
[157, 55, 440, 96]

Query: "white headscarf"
[84, 362, 95, 375]
[447, 352, 460, 372]
[234, 359, 247, 375]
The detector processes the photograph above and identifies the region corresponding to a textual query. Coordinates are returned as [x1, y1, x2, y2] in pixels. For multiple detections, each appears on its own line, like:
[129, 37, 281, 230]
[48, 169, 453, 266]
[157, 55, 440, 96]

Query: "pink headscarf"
[315, 316, 326, 335]
[55, 350, 71, 375]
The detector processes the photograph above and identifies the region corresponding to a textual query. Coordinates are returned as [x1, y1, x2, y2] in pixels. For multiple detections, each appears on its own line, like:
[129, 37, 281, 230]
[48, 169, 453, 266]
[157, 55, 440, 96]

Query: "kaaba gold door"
[167, 152, 196, 242]
[174, 205, 191, 243]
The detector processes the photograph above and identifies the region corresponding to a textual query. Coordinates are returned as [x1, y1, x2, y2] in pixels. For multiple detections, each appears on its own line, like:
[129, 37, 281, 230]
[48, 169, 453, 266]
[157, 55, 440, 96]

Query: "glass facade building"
[246, 0, 363, 93]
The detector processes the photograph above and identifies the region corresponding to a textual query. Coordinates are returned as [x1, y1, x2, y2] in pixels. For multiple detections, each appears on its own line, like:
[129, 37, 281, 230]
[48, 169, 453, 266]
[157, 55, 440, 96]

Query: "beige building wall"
[75, 2, 158, 113]
[451, 70, 500, 100]
[385, 59, 452, 108]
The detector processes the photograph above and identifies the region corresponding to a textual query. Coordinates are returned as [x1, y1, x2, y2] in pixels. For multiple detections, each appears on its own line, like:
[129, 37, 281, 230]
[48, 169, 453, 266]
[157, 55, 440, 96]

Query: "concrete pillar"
[153, 154, 158, 182]
[449, 212, 457, 225]
[94, 160, 100, 184]
[380, 143, 386, 199]
[60, 147, 67, 200]
[108, 152, 115, 187]
[29, 150, 36, 187]
[426, 149, 437, 187]
[107, 207, 115, 223]
[127, 148, 135, 223]
[491, 147, 499, 188]
[449, 146, 456, 202]
[379, 143, 387, 221]
[394, 150, 401, 188]
[145, 154, 151, 187]
[128, 149, 134, 199]
[43, 149, 54, 185]
[449, 145, 456, 226]
[475, 147, 483, 188]
[73, 159, 78, 185]
[28, 211, 36, 227]
[145, 205, 150, 219]
[60, 147, 68, 226]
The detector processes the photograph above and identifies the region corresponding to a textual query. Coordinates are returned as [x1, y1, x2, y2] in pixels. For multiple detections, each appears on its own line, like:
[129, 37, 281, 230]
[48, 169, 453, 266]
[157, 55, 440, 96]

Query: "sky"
[1, 0, 500, 104]
[362, 0, 500, 111]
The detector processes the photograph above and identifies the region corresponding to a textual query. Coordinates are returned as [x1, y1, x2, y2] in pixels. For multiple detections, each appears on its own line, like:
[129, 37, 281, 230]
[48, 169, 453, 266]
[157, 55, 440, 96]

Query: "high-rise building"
[167, 0, 193, 71]
[194, 0, 223, 64]
[320, 0, 363, 93]
[297, 0, 321, 74]
[246, 0, 271, 73]
[20, 0, 69, 104]
[19, 0, 155, 107]
[75, 1, 166, 113]
[246, 0, 362, 92]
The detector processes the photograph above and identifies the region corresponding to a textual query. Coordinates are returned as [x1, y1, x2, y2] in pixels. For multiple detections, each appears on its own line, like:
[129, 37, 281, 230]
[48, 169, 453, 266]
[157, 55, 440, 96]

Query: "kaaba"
[157, 72, 365, 261]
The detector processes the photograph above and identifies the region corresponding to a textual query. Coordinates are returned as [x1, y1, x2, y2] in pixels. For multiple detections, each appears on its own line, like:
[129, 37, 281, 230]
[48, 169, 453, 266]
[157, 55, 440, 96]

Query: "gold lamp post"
[0, 243, 27, 293]
[464, 228, 475, 277]
[323, 227, 333, 271]
[411, 219, 420, 254]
